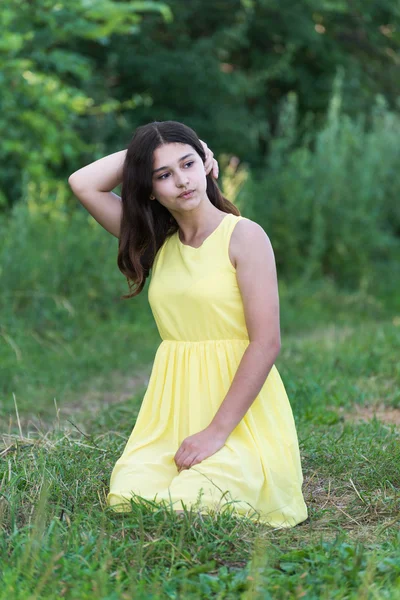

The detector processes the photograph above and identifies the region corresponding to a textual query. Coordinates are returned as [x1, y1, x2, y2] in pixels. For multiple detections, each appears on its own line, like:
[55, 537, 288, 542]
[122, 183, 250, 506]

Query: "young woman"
[68, 120, 308, 527]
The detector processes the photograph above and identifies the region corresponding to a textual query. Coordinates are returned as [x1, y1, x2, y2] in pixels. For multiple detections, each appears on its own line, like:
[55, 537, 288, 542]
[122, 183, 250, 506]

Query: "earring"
[150, 195, 155, 200]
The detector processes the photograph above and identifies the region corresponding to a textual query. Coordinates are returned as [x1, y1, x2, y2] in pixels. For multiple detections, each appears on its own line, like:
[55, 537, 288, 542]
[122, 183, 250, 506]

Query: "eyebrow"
[152, 153, 195, 175]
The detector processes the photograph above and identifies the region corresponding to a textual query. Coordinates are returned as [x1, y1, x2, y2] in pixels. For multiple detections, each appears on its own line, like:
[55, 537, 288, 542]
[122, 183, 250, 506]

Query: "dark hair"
[117, 120, 241, 298]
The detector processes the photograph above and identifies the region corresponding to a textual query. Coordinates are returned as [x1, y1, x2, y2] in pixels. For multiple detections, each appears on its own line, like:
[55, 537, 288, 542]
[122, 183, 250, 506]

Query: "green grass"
[1, 282, 400, 598]
[1, 412, 400, 599]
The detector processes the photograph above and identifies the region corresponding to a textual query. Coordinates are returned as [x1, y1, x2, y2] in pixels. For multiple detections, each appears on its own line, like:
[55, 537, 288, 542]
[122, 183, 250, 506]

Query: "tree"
[0, 0, 171, 209]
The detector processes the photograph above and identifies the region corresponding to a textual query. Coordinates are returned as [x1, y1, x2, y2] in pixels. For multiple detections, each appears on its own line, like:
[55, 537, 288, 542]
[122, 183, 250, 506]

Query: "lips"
[178, 189, 195, 198]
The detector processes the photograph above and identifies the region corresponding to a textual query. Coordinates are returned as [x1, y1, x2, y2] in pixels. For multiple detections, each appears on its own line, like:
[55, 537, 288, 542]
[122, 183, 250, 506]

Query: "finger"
[200, 139, 209, 154]
[212, 158, 219, 179]
[185, 453, 202, 470]
[200, 140, 211, 168]
[178, 453, 197, 472]
[175, 448, 190, 471]
[187, 453, 201, 468]
[204, 150, 214, 175]
[174, 441, 188, 464]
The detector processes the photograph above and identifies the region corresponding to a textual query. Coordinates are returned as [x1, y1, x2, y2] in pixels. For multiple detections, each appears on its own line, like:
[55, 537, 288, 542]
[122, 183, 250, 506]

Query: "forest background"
[1, 1, 400, 598]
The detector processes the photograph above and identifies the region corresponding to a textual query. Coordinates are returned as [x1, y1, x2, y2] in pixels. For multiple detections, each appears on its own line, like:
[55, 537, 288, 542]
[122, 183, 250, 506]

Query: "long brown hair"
[117, 120, 240, 298]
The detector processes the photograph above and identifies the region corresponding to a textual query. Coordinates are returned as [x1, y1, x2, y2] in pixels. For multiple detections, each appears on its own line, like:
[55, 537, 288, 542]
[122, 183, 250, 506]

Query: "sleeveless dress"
[107, 213, 308, 527]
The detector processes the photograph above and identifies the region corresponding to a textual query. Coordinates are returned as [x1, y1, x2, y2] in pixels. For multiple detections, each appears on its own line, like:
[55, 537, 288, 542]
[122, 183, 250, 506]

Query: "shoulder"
[231, 217, 267, 240]
[230, 217, 273, 269]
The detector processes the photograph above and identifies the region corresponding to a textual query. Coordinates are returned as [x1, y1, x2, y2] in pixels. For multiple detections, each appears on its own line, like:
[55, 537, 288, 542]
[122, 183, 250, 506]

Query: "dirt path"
[339, 404, 400, 428]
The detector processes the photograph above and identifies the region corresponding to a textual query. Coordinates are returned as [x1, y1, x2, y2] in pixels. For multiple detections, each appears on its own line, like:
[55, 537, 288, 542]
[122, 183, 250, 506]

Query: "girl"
[68, 120, 308, 527]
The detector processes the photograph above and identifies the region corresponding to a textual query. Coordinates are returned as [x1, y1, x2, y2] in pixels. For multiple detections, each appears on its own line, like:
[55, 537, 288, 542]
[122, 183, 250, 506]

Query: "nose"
[175, 171, 189, 187]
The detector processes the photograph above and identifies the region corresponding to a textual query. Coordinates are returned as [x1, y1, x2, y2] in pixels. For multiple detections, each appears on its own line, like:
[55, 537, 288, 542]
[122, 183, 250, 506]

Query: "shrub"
[242, 81, 400, 286]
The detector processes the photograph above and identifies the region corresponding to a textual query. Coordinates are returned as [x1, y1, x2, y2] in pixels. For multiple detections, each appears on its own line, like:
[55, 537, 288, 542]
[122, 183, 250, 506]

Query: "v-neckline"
[177, 214, 231, 250]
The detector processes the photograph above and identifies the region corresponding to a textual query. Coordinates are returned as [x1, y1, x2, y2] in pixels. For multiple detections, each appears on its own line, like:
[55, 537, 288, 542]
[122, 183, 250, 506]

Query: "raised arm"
[68, 150, 126, 238]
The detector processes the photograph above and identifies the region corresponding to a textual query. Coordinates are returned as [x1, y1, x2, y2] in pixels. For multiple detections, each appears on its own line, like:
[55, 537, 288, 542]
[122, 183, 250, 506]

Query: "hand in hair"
[200, 140, 219, 179]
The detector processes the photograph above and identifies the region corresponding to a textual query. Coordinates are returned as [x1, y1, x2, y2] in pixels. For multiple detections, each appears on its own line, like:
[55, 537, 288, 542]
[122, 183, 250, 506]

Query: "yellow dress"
[107, 213, 308, 527]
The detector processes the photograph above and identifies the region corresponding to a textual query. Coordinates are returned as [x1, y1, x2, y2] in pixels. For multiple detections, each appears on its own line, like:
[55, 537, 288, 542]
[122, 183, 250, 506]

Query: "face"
[150, 143, 207, 214]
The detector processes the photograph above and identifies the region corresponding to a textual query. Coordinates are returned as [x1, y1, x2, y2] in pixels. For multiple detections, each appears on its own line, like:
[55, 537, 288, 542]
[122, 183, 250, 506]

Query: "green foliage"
[246, 535, 400, 599]
[224, 0, 400, 136]
[0, 0, 170, 208]
[106, 0, 400, 164]
[3, 0, 400, 212]
[0, 203, 124, 321]
[0, 200, 157, 411]
[243, 80, 400, 286]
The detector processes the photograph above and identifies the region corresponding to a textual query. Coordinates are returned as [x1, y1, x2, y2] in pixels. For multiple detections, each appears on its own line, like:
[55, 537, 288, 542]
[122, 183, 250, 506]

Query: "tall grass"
[0, 203, 157, 414]
[242, 77, 400, 287]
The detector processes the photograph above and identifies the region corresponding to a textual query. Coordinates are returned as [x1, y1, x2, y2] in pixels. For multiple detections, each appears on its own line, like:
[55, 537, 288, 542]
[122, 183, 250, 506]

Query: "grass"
[1, 279, 400, 598]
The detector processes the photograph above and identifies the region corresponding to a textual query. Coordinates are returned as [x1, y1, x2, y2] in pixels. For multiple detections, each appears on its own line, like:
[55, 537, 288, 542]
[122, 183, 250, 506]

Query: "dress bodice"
[148, 213, 248, 342]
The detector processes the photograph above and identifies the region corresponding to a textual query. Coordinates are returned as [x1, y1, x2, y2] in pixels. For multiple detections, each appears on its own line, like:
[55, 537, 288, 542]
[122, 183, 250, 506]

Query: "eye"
[157, 161, 194, 180]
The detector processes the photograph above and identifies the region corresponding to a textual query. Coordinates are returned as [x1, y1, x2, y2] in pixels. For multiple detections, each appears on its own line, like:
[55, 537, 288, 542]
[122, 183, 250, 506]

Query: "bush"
[242, 81, 400, 287]
[0, 199, 150, 331]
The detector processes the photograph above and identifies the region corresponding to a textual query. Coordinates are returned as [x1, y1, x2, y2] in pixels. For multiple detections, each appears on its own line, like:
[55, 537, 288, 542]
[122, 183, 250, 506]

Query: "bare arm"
[209, 220, 281, 438]
[68, 150, 126, 238]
